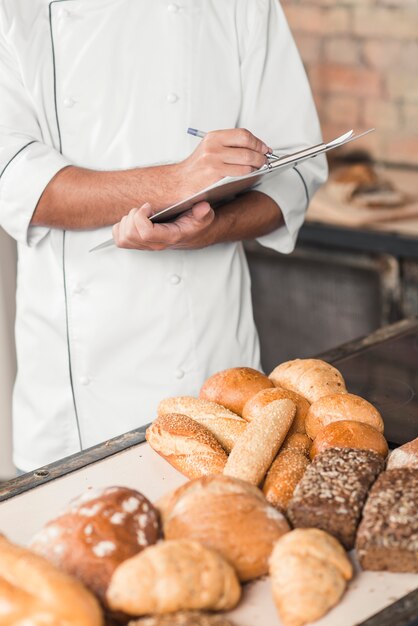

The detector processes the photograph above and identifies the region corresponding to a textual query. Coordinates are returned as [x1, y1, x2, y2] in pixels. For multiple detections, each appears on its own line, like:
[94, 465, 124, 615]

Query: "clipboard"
[90, 129, 374, 252]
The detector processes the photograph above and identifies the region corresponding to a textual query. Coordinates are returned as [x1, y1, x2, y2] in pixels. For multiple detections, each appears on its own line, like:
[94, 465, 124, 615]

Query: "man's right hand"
[174, 128, 271, 198]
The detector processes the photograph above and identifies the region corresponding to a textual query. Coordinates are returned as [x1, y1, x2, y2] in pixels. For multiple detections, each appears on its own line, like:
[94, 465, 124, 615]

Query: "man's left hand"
[112, 201, 215, 250]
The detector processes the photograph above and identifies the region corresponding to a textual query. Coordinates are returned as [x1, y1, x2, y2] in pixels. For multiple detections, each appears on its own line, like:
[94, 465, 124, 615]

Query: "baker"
[0, 0, 327, 472]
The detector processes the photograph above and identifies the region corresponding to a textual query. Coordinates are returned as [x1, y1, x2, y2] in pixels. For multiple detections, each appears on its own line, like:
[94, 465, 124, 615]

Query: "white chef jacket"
[0, 0, 327, 471]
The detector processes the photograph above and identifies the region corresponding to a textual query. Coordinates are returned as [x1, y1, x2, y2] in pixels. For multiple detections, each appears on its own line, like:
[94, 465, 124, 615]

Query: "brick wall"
[281, 0, 418, 167]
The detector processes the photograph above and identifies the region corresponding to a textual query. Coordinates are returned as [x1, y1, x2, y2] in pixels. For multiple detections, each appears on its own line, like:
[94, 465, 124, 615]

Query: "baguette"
[263, 434, 311, 512]
[223, 399, 296, 486]
[158, 396, 246, 452]
[146, 413, 228, 479]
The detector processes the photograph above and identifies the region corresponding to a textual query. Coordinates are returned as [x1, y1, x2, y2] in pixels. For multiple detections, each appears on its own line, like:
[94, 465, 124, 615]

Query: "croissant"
[269, 529, 353, 626]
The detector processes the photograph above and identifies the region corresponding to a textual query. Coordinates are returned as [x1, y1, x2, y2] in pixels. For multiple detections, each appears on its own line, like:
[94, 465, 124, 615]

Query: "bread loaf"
[146, 413, 228, 479]
[270, 529, 353, 626]
[242, 387, 309, 433]
[305, 393, 384, 440]
[311, 420, 388, 460]
[288, 448, 385, 550]
[356, 468, 418, 573]
[224, 399, 296, 486]
[158, 396, 246, 452]
[386, 436, 418, 470]
[30, 486, 159, 604]
[160, 475, 290, 581]
[0, 534, 103, 626]
[107, 540, 241, 615]
[263, 434, 311, 512]
[199, 367, 274, 416]
[269, 359, 347, 403]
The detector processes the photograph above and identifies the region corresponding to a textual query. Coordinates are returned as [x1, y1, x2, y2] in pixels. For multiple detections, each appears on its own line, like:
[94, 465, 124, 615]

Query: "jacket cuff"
[0, 141, 71, 246]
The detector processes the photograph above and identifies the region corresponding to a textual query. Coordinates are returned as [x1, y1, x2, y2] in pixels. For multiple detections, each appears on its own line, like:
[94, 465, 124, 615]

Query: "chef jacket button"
[167, 92, 179, 104]
[59, 8, 72, 19]
[167, 3, 180, 12]
[72, 284, 84, 295]
[79, 376, 91, 386]
[175, 369, 185, 379]
[170, 274, 181, 285]
[63, 97, 76, 108]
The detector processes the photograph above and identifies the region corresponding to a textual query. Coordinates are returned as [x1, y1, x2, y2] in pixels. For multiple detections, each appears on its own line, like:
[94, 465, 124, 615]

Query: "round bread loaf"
[269, 359, 347, 403]
[0, 534, 103, 626]
[159, 475, 290, 582]
[199, 367, 274, 416]
[107, 540, 241, 615]
[305, 393, 384, 439]
[311, 420, 388, 460]
[242, 387, 309, 433]
[386, 436, 418, 470]
[30, 486, 160, 605]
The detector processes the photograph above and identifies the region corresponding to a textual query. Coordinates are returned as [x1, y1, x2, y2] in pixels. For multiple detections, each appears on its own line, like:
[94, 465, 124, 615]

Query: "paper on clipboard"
[90, 129, 374, 252]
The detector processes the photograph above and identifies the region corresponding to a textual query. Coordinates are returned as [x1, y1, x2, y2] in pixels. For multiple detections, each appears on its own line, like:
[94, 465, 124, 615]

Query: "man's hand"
[175, 128, 271, 198]
[113, 202, 216, 251]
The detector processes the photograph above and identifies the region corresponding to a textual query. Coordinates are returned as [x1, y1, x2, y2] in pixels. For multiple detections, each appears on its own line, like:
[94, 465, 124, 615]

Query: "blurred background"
[1, 0, 417, 479]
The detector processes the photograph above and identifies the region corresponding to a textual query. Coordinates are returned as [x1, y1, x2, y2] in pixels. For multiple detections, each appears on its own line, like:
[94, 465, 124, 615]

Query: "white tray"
[0, 442, 417, 626]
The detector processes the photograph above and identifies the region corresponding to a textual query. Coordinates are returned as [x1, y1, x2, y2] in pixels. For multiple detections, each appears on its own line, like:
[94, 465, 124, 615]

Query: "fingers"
[221, 147, 268, 170]
[113, 202, 214, 250]
[206, 128, 271, 154]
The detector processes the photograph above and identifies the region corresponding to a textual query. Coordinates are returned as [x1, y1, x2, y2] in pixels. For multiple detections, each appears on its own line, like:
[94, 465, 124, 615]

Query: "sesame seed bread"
[157, 396, 247, 452]
[242, 387, 309, 433]
[146, 413, 228, 479]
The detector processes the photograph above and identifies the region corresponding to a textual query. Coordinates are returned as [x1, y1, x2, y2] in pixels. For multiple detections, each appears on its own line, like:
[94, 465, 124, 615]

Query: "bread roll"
[199, 367, 274, 416]
[305, 393, 384, 440]
[158, 396, 246, 452]
[0, 535, 103, 626]
[270, 529, 352, 626]
[129, 614, 236, 626]
[107, 540, 241, 615]
[160, 475, 290, 581]
[146, 413, 227, 479]
[387, 436, 418, 470]
[30, 487, 159, 604]
[269, 359, 347, 403]
[224, 399, 296, 486]
[311, 420, 388, 460]
[242, 387, 309, 433]
[263, 434, 311, 512]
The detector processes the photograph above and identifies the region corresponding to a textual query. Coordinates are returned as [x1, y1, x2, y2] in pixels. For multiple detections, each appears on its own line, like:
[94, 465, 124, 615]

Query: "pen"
[187, 128, 207, 138]
[187, 127, 277, 160]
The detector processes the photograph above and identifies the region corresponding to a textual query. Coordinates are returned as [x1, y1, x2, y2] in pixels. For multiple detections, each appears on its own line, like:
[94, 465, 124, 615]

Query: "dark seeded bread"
[287, 447, 385, 549]
[356, 468, 418, 573]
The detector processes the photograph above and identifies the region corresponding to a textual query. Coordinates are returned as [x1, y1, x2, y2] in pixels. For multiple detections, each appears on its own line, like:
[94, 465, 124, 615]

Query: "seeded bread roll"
[129, 614, 235, 626]
[287, 448, 385, 550]
[146, 413, 228, 479]
[386, 436, 418, 470]
[160, 475, 290, 581]
[270, 529, 353, 626]
[158, 396, 246, 452]
[107, 540, 241, 616]
[269, 359, 347, 403]
[263, 434, 311, 512]
[242, 387, 309, 433]
[30, 487, 159, 605]
[199, 367, 274, 416]
[0, 535, 103, 626]
[224, 399, 296, 486]
[305, 393, 384, 440]
[311, 420, 388, 460]
[356, 468, 418, 573]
